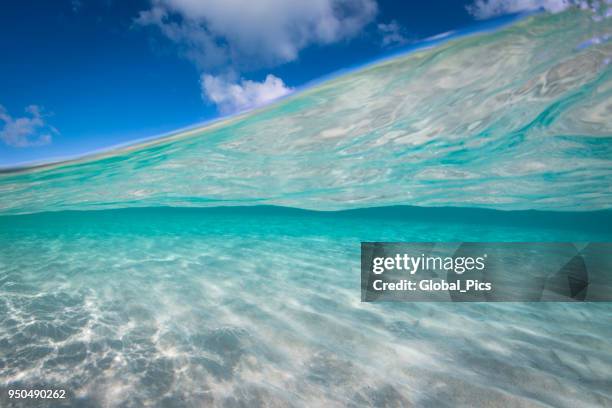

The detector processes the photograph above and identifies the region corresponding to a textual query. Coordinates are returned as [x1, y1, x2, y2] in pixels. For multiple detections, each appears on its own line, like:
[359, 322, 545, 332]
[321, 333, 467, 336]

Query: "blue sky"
[0, 0, 569, 166]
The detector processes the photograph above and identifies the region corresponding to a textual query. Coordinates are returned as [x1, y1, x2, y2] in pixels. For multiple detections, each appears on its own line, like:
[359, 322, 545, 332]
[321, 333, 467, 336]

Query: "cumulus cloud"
[0, 105, 57, 147]
[201, 74, 292, 114]
[377, 20, 409, 48]
[467, 0, 573, 19]
[136, 0, 377, 112]
[136, 0, 378, 71]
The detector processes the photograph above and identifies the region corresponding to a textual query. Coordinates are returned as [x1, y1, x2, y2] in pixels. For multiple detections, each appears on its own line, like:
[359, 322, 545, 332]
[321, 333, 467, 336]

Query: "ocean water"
[1, 8, 612, 408]
[1, 10, 611, 214]
[1, 207, 611, 407]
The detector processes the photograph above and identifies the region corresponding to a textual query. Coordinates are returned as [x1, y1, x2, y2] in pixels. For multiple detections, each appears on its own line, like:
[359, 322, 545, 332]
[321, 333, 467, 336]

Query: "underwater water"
[1, 8, 611, 408]
[1, 207, 612, 407]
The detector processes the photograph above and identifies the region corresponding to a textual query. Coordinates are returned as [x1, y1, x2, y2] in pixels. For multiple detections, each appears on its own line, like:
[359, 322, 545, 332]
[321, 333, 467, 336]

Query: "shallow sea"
[1, 207, 611, 407]
[1, 8, 611, 408]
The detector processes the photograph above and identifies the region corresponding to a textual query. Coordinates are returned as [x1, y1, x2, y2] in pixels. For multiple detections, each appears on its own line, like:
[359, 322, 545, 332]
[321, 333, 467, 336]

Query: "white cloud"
[136, 0, 378, 71]
[0, 105, 57, 147]
[202, 74, 292, 114]
[467, 0, 573, 19]
[377, 20, 409, 48]
[137, 0, 377, 112]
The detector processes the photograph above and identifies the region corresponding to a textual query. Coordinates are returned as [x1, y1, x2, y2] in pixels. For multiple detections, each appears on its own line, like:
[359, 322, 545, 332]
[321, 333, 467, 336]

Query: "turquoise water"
[1, 10, 611, 214]
[1, 8, 612, 408]
[1, 207, 611, 406]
